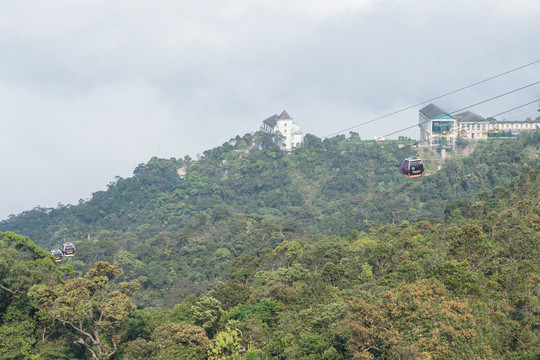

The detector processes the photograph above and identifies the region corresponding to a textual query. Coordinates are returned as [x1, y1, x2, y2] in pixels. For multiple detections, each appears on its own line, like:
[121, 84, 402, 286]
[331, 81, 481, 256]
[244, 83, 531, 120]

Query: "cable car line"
[323, 58, 540, 138]
[448, 80, 540, 114]
[486, 98, 540, 118]
[374, 98, 540, 142]
[349, 96, 540, 179]
[455, 98, 540, 136]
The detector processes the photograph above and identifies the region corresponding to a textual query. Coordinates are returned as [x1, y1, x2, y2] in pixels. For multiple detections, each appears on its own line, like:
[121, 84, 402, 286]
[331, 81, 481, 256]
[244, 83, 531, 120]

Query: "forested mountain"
[1, 131, 539, 309]
[4, 132, 537, 242]
[0, 159, 538, 359]
[0, 130, 539, 359]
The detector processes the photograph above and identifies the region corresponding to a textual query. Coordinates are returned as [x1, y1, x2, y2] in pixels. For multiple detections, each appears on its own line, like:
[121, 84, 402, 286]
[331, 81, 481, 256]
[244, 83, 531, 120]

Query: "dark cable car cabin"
[61, 242, 76, 256]
[51, 249, 63, 262]
[401, 157, 424, 178]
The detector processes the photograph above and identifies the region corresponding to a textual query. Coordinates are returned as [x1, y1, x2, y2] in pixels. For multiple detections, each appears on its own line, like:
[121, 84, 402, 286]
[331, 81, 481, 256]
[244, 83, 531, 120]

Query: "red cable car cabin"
[401, 157, 424, 178]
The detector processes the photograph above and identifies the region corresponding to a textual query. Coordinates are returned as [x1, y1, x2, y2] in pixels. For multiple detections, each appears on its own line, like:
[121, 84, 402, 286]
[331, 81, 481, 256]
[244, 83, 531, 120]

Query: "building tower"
[261, 110, 303, 151]
[419, 103, 457, 154]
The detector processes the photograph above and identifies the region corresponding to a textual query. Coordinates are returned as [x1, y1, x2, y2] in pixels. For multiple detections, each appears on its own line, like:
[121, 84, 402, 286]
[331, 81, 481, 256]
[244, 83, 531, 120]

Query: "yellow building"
[421, 104, 540, 143]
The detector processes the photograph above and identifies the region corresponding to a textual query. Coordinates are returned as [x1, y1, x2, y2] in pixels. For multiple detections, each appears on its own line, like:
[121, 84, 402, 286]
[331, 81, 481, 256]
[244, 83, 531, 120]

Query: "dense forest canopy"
[4, 131, 538, 239]
[0, 130, 539, 359]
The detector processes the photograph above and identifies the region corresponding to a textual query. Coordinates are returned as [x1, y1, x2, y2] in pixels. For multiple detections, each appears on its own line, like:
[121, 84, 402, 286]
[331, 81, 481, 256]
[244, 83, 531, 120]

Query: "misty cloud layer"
[1, 0, 540, 219]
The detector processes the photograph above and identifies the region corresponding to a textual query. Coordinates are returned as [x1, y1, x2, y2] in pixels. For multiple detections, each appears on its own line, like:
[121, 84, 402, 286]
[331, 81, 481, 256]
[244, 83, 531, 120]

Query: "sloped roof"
[263, 110, 293, 127]
[419, 103, 454, 120]
[263, 114, 279, 127]
[454, 111, 486, 123]
[278, 110, 292, 120]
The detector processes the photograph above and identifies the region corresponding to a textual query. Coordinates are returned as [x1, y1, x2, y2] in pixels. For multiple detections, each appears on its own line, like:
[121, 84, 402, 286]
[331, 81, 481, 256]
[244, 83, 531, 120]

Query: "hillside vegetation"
[0, 130, 539, 359]
[2, 131, 538, 307]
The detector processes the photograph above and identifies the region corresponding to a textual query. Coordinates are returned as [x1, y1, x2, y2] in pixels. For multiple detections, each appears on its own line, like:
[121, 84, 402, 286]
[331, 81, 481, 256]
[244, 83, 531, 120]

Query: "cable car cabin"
[51, 249, 63, 262]
[61, 242, 76, 256]
[401, 157, 424, 178]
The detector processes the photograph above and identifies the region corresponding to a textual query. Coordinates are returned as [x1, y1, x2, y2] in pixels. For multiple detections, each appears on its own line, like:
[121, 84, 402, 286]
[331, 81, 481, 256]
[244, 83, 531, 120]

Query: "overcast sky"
[1, 0, 540, 220]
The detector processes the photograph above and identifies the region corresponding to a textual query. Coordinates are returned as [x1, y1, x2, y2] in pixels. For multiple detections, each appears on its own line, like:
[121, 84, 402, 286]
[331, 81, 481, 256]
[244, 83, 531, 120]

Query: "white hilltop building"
[261, 110, 303, 151]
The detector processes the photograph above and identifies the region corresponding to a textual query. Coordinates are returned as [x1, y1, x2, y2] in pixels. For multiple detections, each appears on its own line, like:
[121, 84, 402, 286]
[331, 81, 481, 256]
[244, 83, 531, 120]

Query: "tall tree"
[29, 262, 139, 360]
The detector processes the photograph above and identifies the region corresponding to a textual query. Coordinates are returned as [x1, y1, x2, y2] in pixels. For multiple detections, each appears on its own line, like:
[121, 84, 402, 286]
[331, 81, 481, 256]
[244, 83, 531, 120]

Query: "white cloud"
[1, 0, 540, 220]
[223, 0, 378, 20]
[482, 0, 540, 17]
